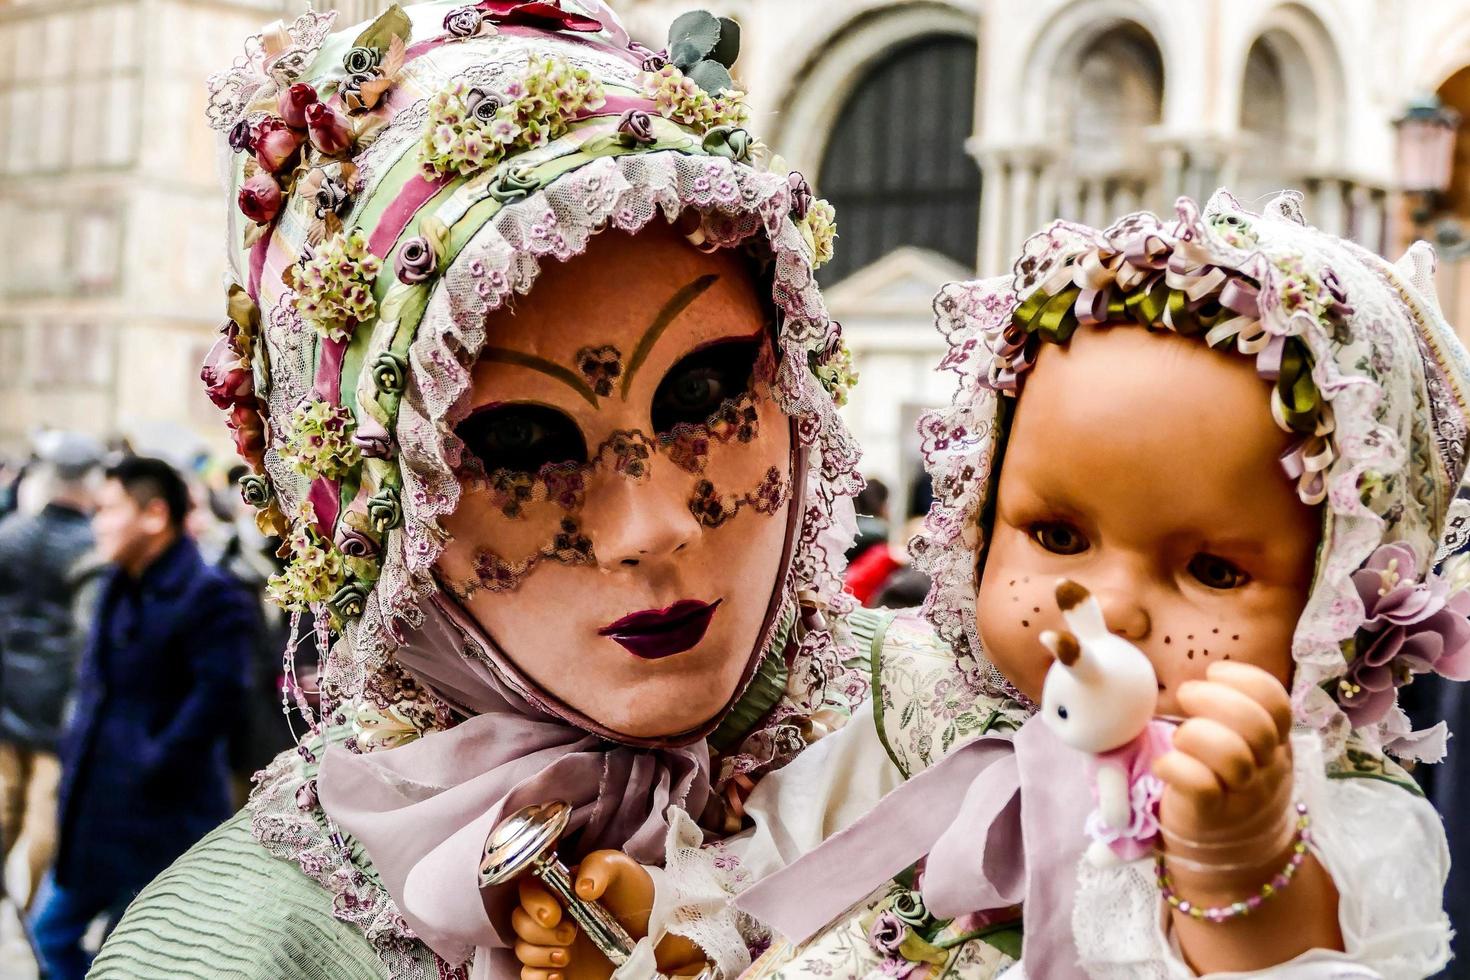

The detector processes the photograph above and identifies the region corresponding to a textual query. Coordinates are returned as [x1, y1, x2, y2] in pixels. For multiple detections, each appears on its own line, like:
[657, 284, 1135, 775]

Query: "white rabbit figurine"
[1039, 579, 1175, 867]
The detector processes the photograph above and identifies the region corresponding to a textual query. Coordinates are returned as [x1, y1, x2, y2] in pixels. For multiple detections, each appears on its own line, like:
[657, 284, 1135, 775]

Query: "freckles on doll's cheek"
[979, 570, 1063, 695]
[1154, 623, 1251, 694]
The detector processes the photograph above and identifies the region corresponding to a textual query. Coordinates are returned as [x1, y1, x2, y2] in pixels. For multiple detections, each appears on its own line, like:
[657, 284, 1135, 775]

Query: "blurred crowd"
[842, 474, 935, 610]
[0, 432, 314, 979]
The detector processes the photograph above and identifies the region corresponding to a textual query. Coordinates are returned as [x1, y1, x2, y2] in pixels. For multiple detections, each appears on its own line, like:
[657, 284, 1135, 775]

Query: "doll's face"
[435, 221, 792, 739]
[975, 327, 1320, 714]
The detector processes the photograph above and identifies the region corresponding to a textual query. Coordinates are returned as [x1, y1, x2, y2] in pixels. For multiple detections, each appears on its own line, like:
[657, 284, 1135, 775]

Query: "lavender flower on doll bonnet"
[912, 190, 1470, 763]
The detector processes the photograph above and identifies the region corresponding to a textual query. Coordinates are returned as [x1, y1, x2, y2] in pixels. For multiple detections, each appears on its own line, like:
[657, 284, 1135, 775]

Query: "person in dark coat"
[0, 432, 99, 911]
[29, 456, 256, 979]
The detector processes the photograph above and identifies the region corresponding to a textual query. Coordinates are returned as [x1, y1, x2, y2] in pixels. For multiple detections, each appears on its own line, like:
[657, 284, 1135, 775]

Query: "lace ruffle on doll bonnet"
[911, 190, 1470, 761]
[200, 1, 865, 759]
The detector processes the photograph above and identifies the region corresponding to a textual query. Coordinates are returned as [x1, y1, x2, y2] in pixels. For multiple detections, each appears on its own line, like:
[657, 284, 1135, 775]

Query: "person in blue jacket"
[30, 455, 257, 979]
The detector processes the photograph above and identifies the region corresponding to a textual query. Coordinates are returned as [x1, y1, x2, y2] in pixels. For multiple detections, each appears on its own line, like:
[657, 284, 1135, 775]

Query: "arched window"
[1237, 32, 1318, 201]
[1066, 24, 1163, 177]
[817, 35, 980, 284]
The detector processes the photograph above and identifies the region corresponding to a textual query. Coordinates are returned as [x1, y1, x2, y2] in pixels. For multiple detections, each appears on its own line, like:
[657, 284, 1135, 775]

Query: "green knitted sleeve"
[88, 809, 389, 980]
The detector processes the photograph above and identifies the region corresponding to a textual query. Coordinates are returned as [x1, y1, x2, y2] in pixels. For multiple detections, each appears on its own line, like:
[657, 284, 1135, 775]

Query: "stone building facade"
[2, 0, 1469, 504]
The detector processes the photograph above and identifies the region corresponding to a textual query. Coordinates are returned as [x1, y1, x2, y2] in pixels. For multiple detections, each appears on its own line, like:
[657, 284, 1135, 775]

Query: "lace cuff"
[650, 808, 763, 980]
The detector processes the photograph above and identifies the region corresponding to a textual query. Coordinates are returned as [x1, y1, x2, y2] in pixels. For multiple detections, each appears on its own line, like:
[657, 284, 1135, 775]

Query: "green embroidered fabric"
[88, 810, 388, 979]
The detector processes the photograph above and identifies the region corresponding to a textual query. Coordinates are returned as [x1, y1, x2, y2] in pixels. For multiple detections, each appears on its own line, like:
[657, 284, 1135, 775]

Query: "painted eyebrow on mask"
[475, 348, 600, 408]
[475, 273, 720, 408]
[620, 273, 720, 398]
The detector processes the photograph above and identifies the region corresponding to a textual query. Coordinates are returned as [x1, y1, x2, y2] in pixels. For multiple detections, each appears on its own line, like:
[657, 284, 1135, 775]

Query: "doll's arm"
[1074, 721, 1451, 976]
[1142, 663, 1449, 976]
[1153, 664, 1343, 972]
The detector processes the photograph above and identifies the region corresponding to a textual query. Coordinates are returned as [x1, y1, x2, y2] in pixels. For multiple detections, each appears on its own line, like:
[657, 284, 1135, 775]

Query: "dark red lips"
[598, 599, 723, 660]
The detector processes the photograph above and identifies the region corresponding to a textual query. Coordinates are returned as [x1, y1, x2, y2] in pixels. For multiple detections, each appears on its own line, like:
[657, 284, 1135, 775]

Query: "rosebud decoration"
[889, 890, 929, 928]
[866, 911, 908, 958]
[371, 352, 408, 395]
[641, 50, 670, 72]
[488, 166, 539, 204]
[315, 175, 352, 219]
[702, 125, 750, 161]
[352, 415, 394, 460]
[343, 45, 382, 78]
[238, 172, 284, 225]
[329, 580, 370, 621]
[306, 102, 353, 156]
[617, 108, 656, 146]
[443, 6, 487, 38]
[367, 486, 403, 532]
[279, 82, 319, 129]
[239, 474, 272, 508]
[228, 118, 255, 154]
[333, 525, 380, 560]
[465, 87, 504, 126]
[393, 237, 437, 285]
[477, 0, 602, 32]
[253, 117, 304, 173]
[788, 171, 813, 221]
[201, 334, 254, 410]
[228, 401, 268, 470]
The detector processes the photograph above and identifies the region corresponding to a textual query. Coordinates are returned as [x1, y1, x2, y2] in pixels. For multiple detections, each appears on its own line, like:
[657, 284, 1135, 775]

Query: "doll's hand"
[1152, 661, 1296, 884]
[512, 851, 709, 980]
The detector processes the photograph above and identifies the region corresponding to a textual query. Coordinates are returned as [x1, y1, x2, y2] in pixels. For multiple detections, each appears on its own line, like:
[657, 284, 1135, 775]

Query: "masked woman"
[90, 3, 875, 978]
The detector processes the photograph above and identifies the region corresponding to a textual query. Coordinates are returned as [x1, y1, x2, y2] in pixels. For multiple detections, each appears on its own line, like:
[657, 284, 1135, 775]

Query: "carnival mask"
[436, 221, 794, 738]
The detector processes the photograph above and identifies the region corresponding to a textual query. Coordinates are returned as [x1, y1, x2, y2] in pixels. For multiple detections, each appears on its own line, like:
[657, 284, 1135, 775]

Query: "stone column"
[1082, 176, 1106, 228]
[1349, 184, 1385, 254]
[1158, 142, 1185, 204]
[977, 152, 1010, 275]
[1314, 178, 1346, 237]
[1009, 153, 1037, 257]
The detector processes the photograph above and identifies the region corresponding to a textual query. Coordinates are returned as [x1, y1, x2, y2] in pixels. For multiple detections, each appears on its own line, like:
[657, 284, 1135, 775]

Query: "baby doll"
[733, 192, 1465, 979]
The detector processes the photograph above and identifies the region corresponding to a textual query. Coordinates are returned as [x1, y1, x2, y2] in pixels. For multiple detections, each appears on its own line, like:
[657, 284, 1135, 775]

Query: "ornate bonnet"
[912, 190, 1470, 760]
[200, 1, 865, 759]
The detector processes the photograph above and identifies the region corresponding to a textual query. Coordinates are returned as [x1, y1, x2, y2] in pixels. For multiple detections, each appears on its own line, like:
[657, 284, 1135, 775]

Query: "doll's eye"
[652, 340, 760, 433]
[1030, 521, 1089, 556]
[456, 404, 588, 474]
[1056, 705, 1068, 720]
[1188, 553, 1250, 590]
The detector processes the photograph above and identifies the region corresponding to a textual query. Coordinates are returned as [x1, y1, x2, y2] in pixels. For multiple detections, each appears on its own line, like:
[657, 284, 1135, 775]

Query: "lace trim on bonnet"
[911, 190, 1470, 764]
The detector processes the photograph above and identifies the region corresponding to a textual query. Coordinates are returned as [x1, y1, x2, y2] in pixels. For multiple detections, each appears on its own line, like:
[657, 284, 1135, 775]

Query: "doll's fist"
[1152, 661, 1295, 868]
[511, 851, 708, 980]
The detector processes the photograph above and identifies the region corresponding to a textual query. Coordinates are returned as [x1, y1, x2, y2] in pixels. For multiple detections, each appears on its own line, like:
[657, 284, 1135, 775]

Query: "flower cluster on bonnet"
[225, 5, 417, 236]
[638, 62, 749, 131]
[289, 228, 382, 342]
[267, 503, 348, 611]
[420, 54, 606, 178]
[282, 399, 361, 481]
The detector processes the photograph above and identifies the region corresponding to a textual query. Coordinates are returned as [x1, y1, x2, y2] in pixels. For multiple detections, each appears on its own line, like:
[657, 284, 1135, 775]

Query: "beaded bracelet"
[1155, 802, 1311, 924]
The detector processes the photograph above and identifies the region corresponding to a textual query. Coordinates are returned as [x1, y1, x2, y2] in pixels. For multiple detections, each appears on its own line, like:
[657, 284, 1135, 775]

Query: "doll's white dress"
[730, 610, 1452, 980]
